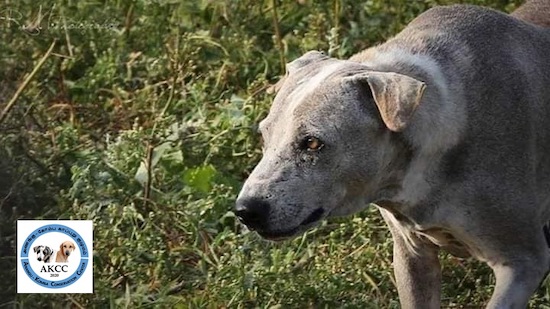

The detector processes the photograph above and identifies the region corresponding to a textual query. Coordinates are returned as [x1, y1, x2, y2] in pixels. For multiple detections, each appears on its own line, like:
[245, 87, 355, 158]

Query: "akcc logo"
[17, 220, 93, 293]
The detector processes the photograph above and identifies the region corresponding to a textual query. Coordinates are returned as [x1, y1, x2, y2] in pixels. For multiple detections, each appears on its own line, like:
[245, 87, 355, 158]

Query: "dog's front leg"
[382, 210, 441, 309]
[485, 241, 550, 309]
[392, 231, 441, 309]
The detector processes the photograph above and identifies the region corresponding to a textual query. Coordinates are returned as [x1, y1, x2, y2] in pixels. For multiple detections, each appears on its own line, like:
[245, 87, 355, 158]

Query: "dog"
[236, 1, 550, 308]
[55, 241, 75, 263]
[33, 245, 54, 263]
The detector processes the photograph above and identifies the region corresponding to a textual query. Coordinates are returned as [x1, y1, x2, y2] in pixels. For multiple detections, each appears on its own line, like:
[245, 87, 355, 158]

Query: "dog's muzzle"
[235, 197, 325, 239]
[235, 197, 271, 231]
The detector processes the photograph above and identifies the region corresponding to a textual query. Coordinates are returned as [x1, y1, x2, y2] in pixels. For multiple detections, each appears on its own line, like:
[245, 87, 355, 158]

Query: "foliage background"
[1, 0, 548, 308]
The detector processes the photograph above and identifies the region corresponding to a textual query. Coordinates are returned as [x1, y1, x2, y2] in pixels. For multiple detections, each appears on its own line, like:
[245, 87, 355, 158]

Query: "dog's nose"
[235, 197, 270, 230]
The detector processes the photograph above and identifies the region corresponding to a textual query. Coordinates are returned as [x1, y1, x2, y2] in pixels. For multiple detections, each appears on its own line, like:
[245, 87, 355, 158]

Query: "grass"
[1, 0, 548, 308]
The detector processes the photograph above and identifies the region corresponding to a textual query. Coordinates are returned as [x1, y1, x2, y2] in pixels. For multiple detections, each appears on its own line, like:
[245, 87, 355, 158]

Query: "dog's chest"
[414, 227, 471, 258]
[379, 203, 472, 258]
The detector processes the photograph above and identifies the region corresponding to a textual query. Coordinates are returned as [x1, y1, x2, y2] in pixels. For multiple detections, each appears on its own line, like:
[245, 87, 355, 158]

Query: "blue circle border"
[20, 224, 89, 289]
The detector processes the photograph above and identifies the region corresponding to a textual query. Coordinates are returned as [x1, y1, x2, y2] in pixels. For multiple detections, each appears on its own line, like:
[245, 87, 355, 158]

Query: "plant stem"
[271, 0, 286, 72]
[0, 41, 56, 124]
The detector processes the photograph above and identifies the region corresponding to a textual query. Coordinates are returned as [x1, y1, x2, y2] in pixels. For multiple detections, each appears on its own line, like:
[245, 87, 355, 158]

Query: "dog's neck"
[352, 47, 466, 211]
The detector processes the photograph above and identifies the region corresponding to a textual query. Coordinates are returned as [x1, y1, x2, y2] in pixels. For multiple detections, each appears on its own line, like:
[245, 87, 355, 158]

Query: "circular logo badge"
[20, 224, 89, 288]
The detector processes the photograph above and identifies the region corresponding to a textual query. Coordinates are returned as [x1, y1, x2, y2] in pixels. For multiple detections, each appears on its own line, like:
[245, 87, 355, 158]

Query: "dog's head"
[33, 245, 45, 261]
[60, 241, 75, 257]
[42, 246, 53, 262]
[235, 51, 425, 240]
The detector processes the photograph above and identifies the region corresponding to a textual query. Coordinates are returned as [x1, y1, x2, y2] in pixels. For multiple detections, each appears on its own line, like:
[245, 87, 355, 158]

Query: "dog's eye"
[302, 136, 324, 151]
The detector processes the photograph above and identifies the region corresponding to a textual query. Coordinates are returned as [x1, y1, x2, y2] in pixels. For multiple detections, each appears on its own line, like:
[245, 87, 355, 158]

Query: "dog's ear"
[33, 246, 39, 253]
[267, 51, 329, 94]
[346, 71, 426, 132]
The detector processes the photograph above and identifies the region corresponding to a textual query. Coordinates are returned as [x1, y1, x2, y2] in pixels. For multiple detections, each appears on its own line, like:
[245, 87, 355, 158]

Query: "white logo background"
[27, 232, 82, 281]
[17, 220, 93, 293]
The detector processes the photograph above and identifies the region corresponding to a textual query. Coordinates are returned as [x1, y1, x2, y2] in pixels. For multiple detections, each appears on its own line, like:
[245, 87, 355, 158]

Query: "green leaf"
[183, 164, 217, 193]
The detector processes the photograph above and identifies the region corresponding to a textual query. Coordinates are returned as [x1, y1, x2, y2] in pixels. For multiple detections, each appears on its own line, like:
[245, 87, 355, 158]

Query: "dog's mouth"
[258, 208, 325, 241]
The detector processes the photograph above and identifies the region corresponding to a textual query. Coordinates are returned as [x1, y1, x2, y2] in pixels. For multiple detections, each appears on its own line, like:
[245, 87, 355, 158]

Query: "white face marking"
[285, 61, 347, 113]
[258, 60, 354, 151]
[35, 246, 45, 260]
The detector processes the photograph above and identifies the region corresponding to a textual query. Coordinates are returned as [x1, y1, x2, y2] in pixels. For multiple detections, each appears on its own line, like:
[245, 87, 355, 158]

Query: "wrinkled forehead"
[260, 58, 364, 132]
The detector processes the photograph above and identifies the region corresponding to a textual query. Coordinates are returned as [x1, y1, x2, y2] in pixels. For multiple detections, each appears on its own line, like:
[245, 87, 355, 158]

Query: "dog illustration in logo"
[33, 245, 54, 263]
[55, 241, 75, 263]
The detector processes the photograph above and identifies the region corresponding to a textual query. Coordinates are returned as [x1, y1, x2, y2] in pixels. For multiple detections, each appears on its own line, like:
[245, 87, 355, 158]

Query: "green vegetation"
[2, 0, 548, 308]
